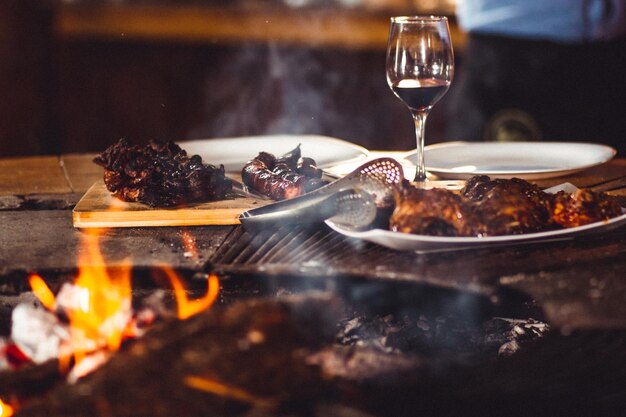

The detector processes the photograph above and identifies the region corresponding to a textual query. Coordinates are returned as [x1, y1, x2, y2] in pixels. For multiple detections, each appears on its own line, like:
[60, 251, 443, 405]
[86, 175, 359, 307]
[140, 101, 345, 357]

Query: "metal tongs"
[238, 158, 404, 230]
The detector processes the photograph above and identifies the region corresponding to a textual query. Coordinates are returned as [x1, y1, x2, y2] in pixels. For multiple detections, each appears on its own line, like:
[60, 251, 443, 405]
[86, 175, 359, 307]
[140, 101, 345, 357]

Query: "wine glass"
[386, 16, 454, 181]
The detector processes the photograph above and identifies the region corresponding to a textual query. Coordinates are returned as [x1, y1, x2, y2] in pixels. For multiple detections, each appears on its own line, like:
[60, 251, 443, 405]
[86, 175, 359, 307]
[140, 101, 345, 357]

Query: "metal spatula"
[238, 157, 404, 230]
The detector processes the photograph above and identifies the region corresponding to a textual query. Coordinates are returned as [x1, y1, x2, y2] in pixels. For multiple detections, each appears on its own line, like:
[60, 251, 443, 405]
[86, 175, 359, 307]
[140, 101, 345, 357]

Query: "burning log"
[0, 360, 60, 411]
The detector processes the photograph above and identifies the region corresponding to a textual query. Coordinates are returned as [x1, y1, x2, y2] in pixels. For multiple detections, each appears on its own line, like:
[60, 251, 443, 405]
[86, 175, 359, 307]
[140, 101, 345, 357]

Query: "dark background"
[0, 0, 459, 157]
[1, 0, 624, 157]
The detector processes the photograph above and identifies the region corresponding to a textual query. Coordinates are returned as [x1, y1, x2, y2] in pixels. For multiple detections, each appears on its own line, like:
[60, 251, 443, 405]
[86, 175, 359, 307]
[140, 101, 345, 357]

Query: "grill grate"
[210, 225, 393, 272]
[207, 222, 521, 314]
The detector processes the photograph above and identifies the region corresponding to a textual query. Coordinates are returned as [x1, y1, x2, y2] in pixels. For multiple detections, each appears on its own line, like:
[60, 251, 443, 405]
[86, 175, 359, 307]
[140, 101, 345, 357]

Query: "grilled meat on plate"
[390, 176, 622, 237]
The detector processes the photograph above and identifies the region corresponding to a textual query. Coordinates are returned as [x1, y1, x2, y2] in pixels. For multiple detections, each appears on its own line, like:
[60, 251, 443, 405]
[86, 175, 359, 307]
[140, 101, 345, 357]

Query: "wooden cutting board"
[72, 180, 269, 228]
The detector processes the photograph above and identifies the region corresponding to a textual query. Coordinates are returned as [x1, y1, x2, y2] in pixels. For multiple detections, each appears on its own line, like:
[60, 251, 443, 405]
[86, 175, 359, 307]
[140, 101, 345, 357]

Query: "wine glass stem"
[412, 110, 428, 182]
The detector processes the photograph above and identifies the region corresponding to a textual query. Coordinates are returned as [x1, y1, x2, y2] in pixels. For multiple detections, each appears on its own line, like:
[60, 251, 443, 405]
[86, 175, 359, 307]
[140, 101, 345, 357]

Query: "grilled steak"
[94, 138, 232, 207]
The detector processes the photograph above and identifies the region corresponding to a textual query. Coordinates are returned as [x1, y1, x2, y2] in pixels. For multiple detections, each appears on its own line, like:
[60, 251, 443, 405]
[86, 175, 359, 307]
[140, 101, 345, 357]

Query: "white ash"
[10, 303, 69, 364]
[54, 282, 89, 315]
[491, 318, 550, 357]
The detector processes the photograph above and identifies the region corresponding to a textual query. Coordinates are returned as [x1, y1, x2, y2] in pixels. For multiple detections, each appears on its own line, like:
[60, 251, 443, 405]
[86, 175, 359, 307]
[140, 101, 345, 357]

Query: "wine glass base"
[413, 173, 428, 182]
[401, 165, 430, 183]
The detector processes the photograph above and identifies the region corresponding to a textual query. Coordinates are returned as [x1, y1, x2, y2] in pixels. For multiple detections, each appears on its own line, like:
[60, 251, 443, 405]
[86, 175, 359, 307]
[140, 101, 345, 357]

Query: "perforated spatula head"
[327, 188, 378, 229]
[320, 157, 404, 204]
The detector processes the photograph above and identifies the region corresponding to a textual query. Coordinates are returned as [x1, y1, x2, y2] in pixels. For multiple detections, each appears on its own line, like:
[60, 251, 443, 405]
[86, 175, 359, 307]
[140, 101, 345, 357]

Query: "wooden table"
[1, 153, 626, 332]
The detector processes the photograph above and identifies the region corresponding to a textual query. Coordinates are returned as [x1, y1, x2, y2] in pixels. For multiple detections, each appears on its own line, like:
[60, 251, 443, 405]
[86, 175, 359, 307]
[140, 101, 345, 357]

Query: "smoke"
[187, 41, 410, 150]
[264, 43, 339, 134]
[189, 42, 350, 137]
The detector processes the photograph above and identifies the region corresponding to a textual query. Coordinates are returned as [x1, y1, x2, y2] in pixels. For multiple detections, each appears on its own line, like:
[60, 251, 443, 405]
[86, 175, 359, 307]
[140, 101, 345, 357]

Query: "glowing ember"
[181, 229, 199, 259]
[184, 375, 275, 408]
[0, 398, 13, 417]
[160, 267, 220, 320]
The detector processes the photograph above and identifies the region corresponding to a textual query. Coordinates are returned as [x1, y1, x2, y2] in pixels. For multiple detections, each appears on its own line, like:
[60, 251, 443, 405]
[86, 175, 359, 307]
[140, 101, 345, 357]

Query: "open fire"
[0, 229, 220, 415]
[3, 214, 625, 416]
[29, 229, 133, 377]
[3, 253, 625, 417]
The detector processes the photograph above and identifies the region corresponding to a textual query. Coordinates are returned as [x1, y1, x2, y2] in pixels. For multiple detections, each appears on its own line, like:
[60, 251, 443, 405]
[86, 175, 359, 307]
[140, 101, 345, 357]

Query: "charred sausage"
[242, 145, 327, 200]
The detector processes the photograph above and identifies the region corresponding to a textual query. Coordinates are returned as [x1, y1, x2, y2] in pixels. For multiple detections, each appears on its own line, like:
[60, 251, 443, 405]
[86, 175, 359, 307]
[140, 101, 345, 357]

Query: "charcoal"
[307, 345, 424, 382]
[0, 359, 61, 401]
[335, 313, 549, 362]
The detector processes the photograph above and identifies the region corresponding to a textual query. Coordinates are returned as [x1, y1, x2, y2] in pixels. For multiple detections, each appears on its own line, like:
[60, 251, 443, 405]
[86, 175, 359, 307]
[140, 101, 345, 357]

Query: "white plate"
[326, 183, 626, 253]
[179, 135, 369, 172]
[403, 141, 616, 180]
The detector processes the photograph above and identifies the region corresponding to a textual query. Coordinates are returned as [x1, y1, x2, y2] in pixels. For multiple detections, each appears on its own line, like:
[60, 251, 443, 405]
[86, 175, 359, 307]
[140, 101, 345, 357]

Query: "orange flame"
[26, 226, 219, 379]
[29, 229, 133, 371]
[0, 399, 13, 417]
[67, 230, 132, 365]
[184, 375, 276, 408]
[161, 267, 220, 320]
[28, 273, 56, 310]
[167, 229, 219, 319]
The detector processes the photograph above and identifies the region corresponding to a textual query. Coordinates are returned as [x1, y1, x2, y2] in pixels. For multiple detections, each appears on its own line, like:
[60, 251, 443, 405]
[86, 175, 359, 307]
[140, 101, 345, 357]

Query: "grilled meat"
[242, 144, 326, 201]
[461, 175, 554, 236]
[94, 138, 232, 207]
[390, 176, 622, 237]
[390, 180, 475, 236]
[552, 189, 622, 228]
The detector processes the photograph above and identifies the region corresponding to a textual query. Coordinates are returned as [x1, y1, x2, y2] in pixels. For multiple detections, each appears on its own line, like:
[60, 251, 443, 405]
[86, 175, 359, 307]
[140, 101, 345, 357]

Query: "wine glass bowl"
[386, 16, 454, 181]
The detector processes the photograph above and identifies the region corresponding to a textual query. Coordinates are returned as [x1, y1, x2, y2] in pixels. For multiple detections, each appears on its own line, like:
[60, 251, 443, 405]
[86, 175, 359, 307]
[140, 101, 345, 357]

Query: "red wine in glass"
[391, 79, 450, 111]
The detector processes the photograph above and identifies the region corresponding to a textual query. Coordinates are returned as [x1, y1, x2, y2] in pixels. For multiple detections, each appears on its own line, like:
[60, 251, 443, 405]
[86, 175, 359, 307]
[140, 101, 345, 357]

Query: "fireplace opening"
[8, 265, 615, 417]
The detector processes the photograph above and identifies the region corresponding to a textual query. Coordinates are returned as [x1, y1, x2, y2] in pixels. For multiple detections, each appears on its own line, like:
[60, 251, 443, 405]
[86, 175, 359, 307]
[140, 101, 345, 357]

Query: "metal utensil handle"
[239, 189, 358, 230]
